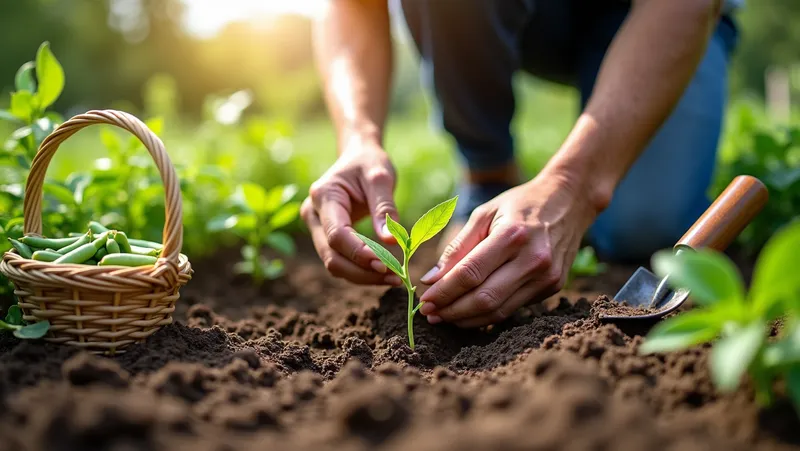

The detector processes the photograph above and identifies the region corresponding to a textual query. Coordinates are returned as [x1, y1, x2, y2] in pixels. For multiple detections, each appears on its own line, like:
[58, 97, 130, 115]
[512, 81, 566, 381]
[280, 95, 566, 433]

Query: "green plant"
[567, 246, 606, 286]
[353, 196, 458, 350]
[208, 183, 301, 283]
[640, 219, 800, 411]
[712, 102, 800, 255]
[0, 305, 49, 339]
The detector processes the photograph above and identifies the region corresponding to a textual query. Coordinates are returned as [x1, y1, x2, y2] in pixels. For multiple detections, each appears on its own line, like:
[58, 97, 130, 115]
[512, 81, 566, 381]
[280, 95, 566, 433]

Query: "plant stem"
[402, 252, 416, 350]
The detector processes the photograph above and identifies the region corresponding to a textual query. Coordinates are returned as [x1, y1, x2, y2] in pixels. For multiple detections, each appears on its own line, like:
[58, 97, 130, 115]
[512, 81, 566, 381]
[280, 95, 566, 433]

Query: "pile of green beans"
[7, 221, 163, 267]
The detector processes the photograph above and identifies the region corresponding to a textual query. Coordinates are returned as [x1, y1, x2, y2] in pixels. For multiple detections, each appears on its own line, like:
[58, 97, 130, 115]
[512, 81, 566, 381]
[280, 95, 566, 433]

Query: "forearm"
[544, 0, 722, 213]
[313, 0, 393, 153]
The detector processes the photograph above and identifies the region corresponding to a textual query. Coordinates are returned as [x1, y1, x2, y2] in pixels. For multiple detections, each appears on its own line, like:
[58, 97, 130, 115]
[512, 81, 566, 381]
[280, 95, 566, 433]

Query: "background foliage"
[1, 0, 798, 300]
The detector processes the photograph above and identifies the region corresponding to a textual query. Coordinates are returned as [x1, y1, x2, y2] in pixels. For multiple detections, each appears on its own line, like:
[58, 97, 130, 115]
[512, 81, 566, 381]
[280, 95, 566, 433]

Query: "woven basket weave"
[0, 109, 193, 354]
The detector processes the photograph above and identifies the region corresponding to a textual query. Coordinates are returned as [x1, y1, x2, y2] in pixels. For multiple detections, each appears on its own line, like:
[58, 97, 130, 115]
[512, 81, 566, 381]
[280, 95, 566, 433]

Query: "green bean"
[114, 232, 133, 253]
[8, 239, 33, 259]
[53, 243, 98, 264]
[89, 221, 109, 234]
[98, 254, 157, 267]
[128, 238, 163, 249]
[94, 247, 108, 260]
[105, 239, 120, 254]
[68, 232, 84, 237]
[32, 250, 62, 262]
[57, 232, 93, 255]
[19, 235, 80, 250]
[130, 245, 160, 257]
[53, 233, 108, 264]
[84, 258, 98, 265]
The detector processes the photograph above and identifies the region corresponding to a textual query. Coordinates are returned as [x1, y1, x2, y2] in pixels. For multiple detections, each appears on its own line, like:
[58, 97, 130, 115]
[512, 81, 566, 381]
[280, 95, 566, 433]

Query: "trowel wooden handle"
[676, 175, 768, 251]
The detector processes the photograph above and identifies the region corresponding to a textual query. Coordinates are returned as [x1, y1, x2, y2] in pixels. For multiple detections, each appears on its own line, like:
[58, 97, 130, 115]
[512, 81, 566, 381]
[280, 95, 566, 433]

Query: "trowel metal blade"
[600, 267, 691, 321]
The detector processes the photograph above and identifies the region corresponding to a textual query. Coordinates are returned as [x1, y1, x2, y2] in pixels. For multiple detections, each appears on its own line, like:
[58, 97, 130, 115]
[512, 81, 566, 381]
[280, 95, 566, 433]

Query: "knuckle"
[474, 289, 501, 313]
[492, 307, 510, 322]
[498, 223, 530, 245]
[364, 167, 393, 186]
[545, 268, 564, 292]
[323, 256, 338, 273]
[471, 204, 490, 220]
[373, 199, 396, 216]
[528, 248, 553, 272]
[441, 239, 462, 260]
[300, 198, 313, 218]
[456, 260, 483, 288]
[308, 180, 327, 201]
[325, 227, 347, 248]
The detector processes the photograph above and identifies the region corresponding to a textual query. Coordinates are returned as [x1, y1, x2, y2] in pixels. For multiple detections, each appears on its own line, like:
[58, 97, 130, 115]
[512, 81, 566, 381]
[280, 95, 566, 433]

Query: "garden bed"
[0, 238, 797, 451]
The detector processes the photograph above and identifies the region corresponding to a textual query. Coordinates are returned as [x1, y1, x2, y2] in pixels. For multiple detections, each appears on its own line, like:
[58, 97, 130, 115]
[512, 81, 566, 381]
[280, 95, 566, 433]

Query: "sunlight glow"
[181, 0, 327, 38]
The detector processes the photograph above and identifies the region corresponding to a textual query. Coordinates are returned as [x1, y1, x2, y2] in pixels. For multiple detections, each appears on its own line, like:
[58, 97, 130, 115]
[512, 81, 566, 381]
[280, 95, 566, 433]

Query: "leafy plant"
[567, 246, 606, 286]
[353, 196, 458, 350]
[640, 219, 800, 411]
[0, 305, 49, 339]
[207, 183, 301, 284]
[712, 102, 800, 255]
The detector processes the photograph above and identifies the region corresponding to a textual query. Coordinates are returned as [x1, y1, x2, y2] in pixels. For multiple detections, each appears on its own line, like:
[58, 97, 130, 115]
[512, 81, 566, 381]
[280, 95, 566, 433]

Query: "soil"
[0, 238, 798, 451]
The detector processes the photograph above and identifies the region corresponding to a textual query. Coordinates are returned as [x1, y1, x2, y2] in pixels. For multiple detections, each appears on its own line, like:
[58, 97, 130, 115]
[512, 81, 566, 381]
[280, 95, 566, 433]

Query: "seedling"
[567, 246, 606, 286]
[207, 183, 300, 284]
[353, 196, 458, 350]
[640, 219, 800, 412]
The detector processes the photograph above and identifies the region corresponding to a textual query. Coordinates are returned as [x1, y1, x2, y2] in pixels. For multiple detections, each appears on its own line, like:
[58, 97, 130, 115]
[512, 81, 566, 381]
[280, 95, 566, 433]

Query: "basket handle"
[22, 109, 183, 268]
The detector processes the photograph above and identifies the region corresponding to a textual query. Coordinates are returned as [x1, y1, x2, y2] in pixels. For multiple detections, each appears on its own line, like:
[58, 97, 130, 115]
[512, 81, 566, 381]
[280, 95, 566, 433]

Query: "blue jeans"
[399, 0, 739, 262]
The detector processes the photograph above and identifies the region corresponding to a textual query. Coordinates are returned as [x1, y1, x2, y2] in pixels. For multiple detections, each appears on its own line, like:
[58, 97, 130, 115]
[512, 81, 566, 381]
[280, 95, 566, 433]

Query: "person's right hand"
[300, 138, 403, 286]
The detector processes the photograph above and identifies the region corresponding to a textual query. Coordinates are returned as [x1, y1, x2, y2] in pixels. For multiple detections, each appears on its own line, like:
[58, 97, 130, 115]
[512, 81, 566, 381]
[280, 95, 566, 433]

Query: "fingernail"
[420, 266, 440, 284]
[381, 223, 390, 237]
[371, 260, 387, 273]
[385, 274, 402, 286]
[427, 315, 442, 325]
[420, 302, 436, 315]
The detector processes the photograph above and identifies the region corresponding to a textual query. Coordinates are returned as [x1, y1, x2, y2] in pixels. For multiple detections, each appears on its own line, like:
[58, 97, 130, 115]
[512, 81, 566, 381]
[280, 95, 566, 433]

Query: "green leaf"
[711, 321, 766, 392]
[145, 116, 164, 136]
[651, 249, 745, 306]
[268, 202, 300, 230]
[750, 220, 800, 313]
[786, 367, 800, 414]
[35, 42, 65, 109]
[100, 128, 122, 155]
[262, 258, 285, 280]
[15, 61, 36, 93]
[386, 214, 409, 251]
[4, 305, 22, 326]
[409, 196, 458, 254]
[235, 183, 268, 214]
[570, 246, 606, 277]
[639, 309, 722, 354]
[265, 231, 296, 256]
[10, 91, 35, 122]
[233, 260, 254, 275]
[0, 110, 18, 122]
[241, 244, 258, 260]
[353, 232, 403, 277]
[43, 182, 77, 207]
[762, 322, 800, 367]
[13, 320, 49, 339]
[263, 184, 298, 214]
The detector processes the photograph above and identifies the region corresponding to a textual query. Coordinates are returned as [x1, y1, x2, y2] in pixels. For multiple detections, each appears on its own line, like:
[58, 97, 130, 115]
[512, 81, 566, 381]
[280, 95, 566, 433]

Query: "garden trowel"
[600, 175, 769, 322]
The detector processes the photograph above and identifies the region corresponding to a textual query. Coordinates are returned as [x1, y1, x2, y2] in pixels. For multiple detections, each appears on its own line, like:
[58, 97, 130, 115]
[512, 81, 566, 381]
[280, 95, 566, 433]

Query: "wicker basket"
[0, 109, 193, 355]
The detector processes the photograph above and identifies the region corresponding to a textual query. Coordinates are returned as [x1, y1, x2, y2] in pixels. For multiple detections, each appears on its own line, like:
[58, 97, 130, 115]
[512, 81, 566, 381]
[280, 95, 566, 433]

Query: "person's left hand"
[417, 171, 601, 328]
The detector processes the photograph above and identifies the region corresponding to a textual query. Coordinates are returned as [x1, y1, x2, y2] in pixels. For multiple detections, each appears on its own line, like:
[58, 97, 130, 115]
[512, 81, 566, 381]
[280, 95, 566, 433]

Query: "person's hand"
[300, 138, 403, 286]
[417, 171, 600, 328]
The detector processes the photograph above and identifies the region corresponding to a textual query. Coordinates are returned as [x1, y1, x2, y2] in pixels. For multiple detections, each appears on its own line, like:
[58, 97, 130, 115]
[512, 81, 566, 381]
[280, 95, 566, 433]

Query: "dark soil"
[0, 239, 797, 451]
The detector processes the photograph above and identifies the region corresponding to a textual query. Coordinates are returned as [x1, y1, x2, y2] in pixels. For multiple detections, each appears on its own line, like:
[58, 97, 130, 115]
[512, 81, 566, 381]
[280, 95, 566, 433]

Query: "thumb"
[420, 211, 491, 285]
[364, 168, 399, 243]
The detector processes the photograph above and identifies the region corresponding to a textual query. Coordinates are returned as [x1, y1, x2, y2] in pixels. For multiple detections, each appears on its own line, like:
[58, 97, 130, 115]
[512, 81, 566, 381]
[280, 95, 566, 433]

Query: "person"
[300, 0, 740, 329]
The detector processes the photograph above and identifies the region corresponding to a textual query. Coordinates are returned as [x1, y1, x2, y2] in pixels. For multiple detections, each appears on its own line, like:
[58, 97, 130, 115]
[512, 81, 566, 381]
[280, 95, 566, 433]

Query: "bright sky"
[181, 0, 327, 38]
